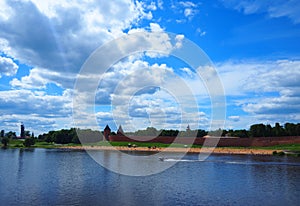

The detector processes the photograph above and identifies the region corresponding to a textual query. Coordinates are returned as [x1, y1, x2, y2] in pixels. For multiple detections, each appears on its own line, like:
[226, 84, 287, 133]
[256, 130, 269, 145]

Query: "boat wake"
[159, 158, 300, 166]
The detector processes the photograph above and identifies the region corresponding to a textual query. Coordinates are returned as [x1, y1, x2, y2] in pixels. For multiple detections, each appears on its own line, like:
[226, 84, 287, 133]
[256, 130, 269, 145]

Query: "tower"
[103, 125, 111, 141]
[186, 124, 191, 132]
[117, 125, 124, 135]
[20, 122, 25, 138]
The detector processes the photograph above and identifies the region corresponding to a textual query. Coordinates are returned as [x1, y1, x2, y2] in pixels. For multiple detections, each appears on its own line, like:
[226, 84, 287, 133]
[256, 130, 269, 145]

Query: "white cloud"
[0, 0, 150, 78]
[179, 1, 199, 20]
[222, 0, 300, 24]
[196, 28, 206, 36]
[0, 89, 72, 117]
[0, 114, 58, 136]
[180, 67, 194, 77]
[175, 34, 185, 48]
[179, 1, 197, 8]
[147, 2, 157, 11]
[157, 0, 164, 10]
[0, 56, 18, 78]
[216, 59, 300, 125]
[72, 57, 211, 131]
[10, 67, 75, 89]
[0, 88, 73, 134]
[228, 115, 240, 122]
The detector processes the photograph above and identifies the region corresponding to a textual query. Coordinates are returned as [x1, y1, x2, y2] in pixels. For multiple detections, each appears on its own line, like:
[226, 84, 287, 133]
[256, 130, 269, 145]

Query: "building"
[20, 123, 25, 138]
[117, 125, 124, 135]
[103, 125, 111, 140]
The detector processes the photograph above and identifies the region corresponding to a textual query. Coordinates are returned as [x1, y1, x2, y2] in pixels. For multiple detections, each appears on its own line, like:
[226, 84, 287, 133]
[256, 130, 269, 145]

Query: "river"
[0, 148, 299, 205]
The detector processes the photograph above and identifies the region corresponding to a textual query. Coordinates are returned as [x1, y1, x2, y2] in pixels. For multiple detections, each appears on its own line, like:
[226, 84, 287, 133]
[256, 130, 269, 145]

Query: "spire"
[104, 125, 111, 131]
[103, 125, 111, 141]
[117, 125, 124, 135]
[186, 124, 191, 131]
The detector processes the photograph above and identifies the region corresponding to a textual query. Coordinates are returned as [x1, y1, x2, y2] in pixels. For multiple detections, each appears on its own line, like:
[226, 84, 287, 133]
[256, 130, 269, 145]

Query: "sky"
[0, 0, 300, 135]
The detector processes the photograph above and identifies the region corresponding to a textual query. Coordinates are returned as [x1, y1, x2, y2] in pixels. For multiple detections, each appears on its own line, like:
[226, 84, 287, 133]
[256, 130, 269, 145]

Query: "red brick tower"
[103, 125, 111, 141]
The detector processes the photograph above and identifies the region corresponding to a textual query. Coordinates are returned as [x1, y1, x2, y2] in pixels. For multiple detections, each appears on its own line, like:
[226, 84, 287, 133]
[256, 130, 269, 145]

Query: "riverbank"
[4, 140, 300, 156]
[59, 145, 281, 155]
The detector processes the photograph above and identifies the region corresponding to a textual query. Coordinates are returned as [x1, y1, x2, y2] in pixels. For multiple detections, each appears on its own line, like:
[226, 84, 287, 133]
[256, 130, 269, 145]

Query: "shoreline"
[59, 145, 281, 155]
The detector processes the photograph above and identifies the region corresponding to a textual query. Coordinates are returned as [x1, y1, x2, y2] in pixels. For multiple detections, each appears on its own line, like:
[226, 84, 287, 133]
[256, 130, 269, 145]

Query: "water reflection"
[0, 149, 299, 205]
[17, 149, 24, 180]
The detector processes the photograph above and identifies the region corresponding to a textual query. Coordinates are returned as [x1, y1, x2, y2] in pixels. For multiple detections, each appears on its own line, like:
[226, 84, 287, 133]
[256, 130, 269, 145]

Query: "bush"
[1, 137, 9, 147]
[23, 138, 35, 147]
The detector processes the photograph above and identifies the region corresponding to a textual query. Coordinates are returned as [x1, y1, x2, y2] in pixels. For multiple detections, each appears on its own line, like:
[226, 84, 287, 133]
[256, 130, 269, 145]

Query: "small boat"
[159, 157, 165, 161]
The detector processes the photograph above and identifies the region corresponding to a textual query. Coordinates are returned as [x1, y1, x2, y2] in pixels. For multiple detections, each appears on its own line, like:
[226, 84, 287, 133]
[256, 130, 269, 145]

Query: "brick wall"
[109, 134, 300, 147]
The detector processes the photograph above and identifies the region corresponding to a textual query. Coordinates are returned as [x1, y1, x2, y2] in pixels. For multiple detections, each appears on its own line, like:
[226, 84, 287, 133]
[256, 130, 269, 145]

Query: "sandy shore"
[59, 145, 280, 155]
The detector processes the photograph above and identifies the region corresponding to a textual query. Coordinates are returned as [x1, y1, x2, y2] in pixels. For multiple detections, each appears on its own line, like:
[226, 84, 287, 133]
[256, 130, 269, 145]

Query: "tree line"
[1, 122, 300, 147]
[37, 128, 103, 144]
[123, 122, 300, 138]
[0, 130, 36, 148]
[125, 126, 207, 137]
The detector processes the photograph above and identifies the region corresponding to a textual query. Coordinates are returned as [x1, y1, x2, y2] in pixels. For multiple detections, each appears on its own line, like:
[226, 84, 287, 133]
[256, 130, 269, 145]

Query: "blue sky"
[0, 0, 300, 135]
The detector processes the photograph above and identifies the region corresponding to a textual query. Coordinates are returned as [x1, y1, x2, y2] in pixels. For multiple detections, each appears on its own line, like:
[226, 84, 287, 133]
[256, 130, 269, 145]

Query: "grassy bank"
[3, 139, 300, 153]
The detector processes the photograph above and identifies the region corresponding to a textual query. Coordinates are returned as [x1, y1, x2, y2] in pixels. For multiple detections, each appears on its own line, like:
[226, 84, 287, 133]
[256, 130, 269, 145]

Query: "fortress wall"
[109, 134, 300, 147]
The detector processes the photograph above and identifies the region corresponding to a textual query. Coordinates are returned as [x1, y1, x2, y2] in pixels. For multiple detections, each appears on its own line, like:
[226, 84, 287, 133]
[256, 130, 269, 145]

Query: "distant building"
[20, 123, 25, 138]
[103, 125, 111, 140]
[186, 124, 191, 132]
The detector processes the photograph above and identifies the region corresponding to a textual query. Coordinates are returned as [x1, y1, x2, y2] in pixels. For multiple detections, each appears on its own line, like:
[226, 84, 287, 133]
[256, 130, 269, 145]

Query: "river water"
[0, 148, 299, 206]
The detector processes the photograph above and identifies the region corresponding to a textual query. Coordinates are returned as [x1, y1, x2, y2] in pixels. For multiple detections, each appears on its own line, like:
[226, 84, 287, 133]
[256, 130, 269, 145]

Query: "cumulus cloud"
[0, 88, 74, 134]
[0, 56, 18, 78]
[216, 59, 300, 125]
[1, 114, 59, 136]
[10, 67, 75, 89]
[0, 89, 72, 117]
[0, 0, 207, 133]
[0, 0, 150, 79]
[71, 56, 211, 131]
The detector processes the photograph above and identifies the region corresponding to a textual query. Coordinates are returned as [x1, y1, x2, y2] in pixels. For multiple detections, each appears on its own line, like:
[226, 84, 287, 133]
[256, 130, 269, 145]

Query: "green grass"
[2, 139, 300, 153]
[250, 144, 300, 151]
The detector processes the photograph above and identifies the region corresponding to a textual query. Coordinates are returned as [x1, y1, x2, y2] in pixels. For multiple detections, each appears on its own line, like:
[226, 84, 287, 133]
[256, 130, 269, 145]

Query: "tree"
[265, 124, 272, 137]
[230, 129, 249, 138]
[284, 123, 298, 136]
[5, 131, 16, 139]
[272, 123, 285, 137]
[1, 137, 9, 147]
[23, 138, 35, 147]
[0, 130, 4, 138]
[250, 124, 266, 137]
[25, 130, 31, 137]
[196, 129, 207, 137]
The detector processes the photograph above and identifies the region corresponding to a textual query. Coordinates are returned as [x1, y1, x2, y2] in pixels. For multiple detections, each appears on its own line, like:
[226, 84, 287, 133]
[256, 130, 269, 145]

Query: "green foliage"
[1, 137, 9, 147]
[25, 130, 31, 137]
[5, 131, 16, 139]
[249, 122, 299, 137]
[160, 129, 179, 136]
[23, 138, 35, 147]
[39, 128, 102, 144]
[284, 123, 300, 136]
[226, 129, 249, 138]
[133, 127, 160, 136]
